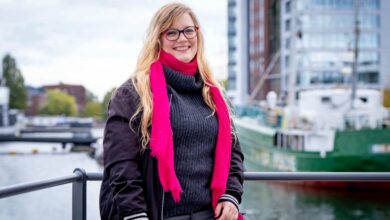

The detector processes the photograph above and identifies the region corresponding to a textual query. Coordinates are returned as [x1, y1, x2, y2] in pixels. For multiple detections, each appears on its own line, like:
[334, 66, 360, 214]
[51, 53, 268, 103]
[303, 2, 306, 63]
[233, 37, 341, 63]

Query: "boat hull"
[236, 118, 390, 189]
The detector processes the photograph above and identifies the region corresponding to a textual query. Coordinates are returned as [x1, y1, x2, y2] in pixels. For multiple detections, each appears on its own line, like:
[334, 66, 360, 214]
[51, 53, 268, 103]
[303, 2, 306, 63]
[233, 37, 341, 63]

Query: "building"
[281, 0, 388, 105]
[0, 88, 9, 126]
[25, 86, 46, 116]
[228, 0, 389, 105]
[227, 0, 280, 105]
[0, 80, 10, 126]
[43, 83, 87, 113]
[248, 0, 280, 101]
[227, 0, 247, 105]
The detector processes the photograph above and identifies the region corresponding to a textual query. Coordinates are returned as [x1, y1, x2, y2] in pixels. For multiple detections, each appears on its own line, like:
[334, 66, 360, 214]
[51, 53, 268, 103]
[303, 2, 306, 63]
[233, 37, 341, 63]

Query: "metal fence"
[1, 168, 390, 220]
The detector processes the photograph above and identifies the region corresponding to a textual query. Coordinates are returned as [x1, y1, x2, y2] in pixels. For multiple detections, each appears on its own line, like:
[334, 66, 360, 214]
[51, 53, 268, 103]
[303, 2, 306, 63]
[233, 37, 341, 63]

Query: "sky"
[0, 0, 228, 100]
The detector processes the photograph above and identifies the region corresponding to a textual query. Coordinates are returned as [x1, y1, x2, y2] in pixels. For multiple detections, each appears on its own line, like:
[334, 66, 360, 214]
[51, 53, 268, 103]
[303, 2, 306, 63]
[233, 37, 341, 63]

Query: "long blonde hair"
[131, 3, 233, 149]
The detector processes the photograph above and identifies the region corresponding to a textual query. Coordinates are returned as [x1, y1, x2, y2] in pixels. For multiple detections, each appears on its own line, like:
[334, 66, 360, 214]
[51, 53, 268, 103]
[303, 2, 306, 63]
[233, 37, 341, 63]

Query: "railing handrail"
[244, 172, 390, 181]
[0, 173, 80, 199]
[2, 171, 390, 199]
[2, 170, 390, 220]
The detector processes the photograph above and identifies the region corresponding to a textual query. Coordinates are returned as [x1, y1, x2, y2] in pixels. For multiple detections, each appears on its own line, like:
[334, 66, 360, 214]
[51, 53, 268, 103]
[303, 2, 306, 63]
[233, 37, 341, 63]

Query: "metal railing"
[1, 169, 390, 220]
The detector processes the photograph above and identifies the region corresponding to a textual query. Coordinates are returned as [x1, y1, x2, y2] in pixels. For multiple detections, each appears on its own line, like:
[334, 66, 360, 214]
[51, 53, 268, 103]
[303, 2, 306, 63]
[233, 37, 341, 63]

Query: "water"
[0, 142, 103, 220]
[241, 182, 390, 220]
[1, 137, 390, 219]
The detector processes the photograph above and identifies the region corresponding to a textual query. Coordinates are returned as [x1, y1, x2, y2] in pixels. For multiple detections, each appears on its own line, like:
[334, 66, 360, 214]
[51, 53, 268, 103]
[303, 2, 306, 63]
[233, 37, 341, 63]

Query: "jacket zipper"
[160, 94, 227, 219]
[161, 190, 165, 220]
[161, 94, 171, 220]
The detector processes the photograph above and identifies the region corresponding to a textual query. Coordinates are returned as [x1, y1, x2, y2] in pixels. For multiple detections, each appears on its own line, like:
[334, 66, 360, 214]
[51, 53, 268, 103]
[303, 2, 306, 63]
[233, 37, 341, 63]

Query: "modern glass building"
[227, 0, 249, 105]
[227, 0, 238, 93]
[281, 0, 389, 104]
[228, 0, 390, 105]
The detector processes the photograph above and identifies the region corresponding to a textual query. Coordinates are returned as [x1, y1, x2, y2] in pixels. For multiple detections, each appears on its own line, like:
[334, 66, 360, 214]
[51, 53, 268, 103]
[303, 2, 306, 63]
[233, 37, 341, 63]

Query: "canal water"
[1, 131, 390, 220]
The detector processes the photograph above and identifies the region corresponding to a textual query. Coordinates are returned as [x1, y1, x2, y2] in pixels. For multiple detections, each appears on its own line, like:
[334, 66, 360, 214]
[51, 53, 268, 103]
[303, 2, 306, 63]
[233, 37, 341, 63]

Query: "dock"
[0, 134, 98, 148]
[0, 126, 98, 148]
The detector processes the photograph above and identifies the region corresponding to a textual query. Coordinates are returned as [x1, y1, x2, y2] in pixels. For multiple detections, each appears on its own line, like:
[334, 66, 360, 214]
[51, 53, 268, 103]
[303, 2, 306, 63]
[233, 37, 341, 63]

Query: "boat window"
[321, 96, 331, 103]
[273, 133, 278, 147]
[274, 133, 304, 151]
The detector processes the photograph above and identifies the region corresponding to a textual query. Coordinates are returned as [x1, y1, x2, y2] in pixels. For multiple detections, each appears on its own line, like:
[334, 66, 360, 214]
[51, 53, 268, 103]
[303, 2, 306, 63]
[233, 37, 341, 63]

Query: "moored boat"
[235, 89, 390, 189]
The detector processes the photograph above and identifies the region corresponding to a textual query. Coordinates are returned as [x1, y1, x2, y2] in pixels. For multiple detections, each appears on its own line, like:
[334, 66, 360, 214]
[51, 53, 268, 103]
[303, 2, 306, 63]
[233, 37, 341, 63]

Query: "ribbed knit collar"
[163, 66, 203, 92]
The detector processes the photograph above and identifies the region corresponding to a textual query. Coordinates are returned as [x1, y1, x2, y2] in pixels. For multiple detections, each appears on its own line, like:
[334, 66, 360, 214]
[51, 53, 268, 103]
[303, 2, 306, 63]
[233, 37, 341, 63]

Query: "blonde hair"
[131, 3, 234, 149]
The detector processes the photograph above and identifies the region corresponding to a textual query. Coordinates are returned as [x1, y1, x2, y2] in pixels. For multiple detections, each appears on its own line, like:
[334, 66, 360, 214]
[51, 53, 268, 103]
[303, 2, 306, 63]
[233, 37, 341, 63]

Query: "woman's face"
[161, 13, 198, 63]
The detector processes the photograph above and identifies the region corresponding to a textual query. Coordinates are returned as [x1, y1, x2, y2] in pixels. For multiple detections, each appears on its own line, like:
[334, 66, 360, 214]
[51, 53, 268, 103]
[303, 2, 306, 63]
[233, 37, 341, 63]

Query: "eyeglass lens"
[165, 27, 197, 41]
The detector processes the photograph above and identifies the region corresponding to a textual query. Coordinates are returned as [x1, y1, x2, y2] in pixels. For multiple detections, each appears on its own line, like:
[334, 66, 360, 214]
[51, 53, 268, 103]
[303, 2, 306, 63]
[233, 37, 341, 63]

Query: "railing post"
[73, 168, 87, 220]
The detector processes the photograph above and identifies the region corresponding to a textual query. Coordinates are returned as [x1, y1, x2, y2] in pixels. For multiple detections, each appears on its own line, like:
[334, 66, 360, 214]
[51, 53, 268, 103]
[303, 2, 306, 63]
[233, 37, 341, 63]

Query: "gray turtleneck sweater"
[162, 66, 218, 218]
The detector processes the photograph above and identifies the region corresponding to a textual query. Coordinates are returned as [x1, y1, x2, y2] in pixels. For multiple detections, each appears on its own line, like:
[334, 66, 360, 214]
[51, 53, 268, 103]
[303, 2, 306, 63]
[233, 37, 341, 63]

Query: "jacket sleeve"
[103, 81, 149, 220]
[218, 124, 244, 211]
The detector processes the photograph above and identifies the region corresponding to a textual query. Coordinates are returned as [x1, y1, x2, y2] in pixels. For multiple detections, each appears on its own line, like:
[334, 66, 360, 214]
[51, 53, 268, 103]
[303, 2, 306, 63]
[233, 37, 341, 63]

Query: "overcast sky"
[0, 0, 228, 100]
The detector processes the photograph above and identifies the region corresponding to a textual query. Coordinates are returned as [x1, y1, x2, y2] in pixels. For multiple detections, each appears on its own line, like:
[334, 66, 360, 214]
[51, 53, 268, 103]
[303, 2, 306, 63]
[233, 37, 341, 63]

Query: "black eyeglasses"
[163, 26, 199, 41]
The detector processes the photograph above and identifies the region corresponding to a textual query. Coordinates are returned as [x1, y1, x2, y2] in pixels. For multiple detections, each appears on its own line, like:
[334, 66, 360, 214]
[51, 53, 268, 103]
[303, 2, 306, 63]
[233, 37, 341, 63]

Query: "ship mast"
[288, 0, 298, 107]
[350, 0, 360, 109]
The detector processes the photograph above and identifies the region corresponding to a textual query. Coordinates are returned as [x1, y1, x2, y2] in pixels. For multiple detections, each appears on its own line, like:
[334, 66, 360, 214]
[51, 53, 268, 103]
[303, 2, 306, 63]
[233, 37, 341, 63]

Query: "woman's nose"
[176, 32, 188, 42]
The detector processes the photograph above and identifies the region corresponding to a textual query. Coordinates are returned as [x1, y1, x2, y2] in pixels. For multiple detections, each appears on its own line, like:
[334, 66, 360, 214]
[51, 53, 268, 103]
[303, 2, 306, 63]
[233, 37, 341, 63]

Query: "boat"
[231, 0, 390, 189]
[25, 116, 94, 128]
[234, 89, 390, 189]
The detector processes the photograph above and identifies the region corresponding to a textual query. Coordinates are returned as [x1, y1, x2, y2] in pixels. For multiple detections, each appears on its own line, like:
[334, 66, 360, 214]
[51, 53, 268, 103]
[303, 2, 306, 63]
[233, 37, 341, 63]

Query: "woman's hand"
[215, 201, 238, 220]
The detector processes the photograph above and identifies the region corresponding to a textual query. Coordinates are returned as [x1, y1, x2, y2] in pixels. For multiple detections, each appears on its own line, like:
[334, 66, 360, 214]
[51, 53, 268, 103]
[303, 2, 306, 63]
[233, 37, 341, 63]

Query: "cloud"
[0, 0, 227, 100]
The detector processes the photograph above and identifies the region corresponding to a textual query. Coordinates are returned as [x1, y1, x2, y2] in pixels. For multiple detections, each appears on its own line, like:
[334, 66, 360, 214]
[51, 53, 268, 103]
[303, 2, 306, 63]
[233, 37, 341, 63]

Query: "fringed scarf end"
[171, 188, 183, 203]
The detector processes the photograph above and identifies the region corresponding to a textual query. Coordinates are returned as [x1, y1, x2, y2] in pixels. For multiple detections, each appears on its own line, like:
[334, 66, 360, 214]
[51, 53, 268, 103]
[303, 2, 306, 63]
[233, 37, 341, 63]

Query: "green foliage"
[102, 87, 116, 119]
[219, 79, 228, 90]
[82, 101, 102, 119]
[39, 89, 77, 116]
[2, 54, 27, 109]
[384, 88, 390, 108]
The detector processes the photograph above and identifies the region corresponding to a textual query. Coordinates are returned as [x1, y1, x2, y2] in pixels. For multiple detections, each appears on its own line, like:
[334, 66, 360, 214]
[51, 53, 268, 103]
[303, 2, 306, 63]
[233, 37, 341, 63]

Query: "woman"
[100, 3, 244, 220]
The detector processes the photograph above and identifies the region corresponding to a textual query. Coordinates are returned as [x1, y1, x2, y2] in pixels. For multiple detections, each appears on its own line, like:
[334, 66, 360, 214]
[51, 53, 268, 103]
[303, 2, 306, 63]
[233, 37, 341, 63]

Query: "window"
[321, 96, 331, 103]
[286, 1, 291, 13]
[359, 52, 379, 65]
[285, 38, 290, 49]
[228, 35, 237, 51]
[227, 79, 236, 90]
[360, 14, 380, 29]
[359, 33, 379, 48]
[285, 55, 290, 68]
[358, 71, 379, 84]
[285, 19, 291, 31]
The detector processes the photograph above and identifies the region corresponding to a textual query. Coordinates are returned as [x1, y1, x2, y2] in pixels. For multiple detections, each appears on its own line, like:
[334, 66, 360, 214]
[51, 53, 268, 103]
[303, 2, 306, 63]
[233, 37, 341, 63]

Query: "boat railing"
[234, 105, 283, 128]
[1, 169, 390, 220]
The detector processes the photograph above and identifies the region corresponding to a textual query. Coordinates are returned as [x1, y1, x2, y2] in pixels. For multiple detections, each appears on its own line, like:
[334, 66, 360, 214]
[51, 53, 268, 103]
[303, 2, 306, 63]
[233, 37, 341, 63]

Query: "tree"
[102, 87, 116, 119]
[2, 54, 27, 109]
[39, 89, 77, 116]
[82, 101, 102, 119]
[86, 89, 98, 102]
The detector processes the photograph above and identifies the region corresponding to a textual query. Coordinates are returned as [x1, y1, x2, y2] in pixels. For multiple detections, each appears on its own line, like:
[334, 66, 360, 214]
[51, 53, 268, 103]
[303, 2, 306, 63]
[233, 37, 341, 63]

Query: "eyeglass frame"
[162, 26, 199, 41]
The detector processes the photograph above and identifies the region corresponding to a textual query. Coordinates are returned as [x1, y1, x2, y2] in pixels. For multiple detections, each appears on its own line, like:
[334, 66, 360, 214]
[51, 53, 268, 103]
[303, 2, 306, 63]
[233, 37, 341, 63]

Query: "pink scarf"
[149, 50, 232, 209]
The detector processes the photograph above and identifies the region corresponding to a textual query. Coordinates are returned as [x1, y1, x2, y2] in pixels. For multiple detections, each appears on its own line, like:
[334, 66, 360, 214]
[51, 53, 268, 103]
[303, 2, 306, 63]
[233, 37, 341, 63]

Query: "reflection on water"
[242, 181, 390, 220]
[0, 150, 103, 220]
[1, 141, 390, 219]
